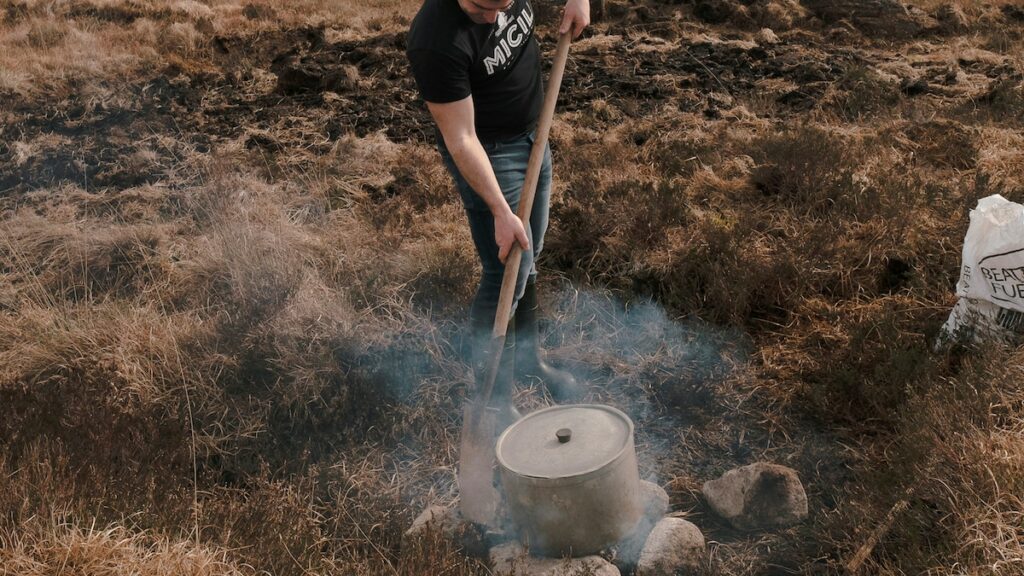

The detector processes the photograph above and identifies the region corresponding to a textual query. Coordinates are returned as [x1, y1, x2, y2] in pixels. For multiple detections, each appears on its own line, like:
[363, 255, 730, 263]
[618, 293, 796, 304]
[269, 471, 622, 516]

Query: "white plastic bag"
[940, 297, 1024, 345]
[956, 194, 1024, 312]
[941, 194, 1024, 345]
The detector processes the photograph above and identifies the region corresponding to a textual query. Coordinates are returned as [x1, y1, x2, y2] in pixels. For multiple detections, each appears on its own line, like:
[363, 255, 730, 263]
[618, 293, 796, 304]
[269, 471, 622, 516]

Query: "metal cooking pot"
[495, 404, 643, 556]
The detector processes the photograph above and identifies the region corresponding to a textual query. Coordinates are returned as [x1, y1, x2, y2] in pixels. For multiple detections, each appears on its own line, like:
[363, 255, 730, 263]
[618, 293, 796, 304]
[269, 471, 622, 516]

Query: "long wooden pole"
[459, 32, 572, 526]
[473, 31, 573, 422]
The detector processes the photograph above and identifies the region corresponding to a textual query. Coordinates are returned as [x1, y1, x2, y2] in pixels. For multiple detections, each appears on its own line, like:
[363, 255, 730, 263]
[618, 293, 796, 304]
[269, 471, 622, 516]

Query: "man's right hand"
[494, 207, 530, 264]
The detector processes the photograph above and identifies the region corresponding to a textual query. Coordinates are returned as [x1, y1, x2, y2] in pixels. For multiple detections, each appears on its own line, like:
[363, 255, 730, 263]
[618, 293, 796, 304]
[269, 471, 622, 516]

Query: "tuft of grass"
[980, 76, 1024, 122]
[825, 347, 1024, 574]
[749, 124, 861, 216]
[2, 216, 170, 304]
[799, 297, 945, 428]
[904, 119, 979, 170]
[0, 517, 252, 576]
[830, 64, 903, 121]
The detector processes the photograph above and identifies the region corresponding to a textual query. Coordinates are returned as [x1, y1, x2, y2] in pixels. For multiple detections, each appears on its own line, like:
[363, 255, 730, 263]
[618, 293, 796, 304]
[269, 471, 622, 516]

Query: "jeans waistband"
[434, 127, 534, 149]
[478, 128, 532, 145]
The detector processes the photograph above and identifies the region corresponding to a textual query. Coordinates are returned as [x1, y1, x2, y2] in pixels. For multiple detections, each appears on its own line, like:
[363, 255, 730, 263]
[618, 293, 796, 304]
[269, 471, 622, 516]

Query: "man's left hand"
[559, 0, 590, 39]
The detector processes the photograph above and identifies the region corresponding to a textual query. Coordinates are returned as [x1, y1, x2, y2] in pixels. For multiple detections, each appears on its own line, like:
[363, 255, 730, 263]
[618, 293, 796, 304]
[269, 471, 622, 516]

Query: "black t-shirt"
[406, 0, 543, 141]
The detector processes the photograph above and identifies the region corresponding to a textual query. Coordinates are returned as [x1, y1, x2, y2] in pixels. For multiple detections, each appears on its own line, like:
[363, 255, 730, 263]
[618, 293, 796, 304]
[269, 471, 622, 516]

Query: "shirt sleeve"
[407, 48, 473, 104]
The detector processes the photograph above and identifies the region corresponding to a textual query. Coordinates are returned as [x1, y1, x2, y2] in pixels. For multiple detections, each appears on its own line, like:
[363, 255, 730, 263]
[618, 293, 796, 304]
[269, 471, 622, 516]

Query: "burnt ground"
[4, 2, 1018, 199]
[2, 26, 825, 193]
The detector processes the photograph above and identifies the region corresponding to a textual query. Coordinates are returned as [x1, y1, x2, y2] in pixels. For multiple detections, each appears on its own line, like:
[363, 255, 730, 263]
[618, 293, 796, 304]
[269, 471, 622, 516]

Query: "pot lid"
[495, 404, 633, 479]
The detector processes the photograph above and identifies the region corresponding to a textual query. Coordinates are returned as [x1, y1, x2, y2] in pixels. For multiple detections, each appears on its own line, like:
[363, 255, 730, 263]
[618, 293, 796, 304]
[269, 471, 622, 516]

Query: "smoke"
[349, 281, 751, 518]
[542, 285, 751, 481]
[547, 285, 748, 408]
[160, 166, 752, 520]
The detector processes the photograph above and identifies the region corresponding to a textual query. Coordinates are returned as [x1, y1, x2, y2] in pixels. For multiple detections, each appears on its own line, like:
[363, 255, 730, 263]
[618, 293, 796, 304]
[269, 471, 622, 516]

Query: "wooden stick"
[474, 31, 573, 416]
[845, 484, 918, 574]
[459, 33, 573, 526]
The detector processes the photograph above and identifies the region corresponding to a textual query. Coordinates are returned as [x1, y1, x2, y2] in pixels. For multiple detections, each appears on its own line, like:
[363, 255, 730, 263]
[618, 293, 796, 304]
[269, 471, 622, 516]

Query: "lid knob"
[556, 428, 572, 444]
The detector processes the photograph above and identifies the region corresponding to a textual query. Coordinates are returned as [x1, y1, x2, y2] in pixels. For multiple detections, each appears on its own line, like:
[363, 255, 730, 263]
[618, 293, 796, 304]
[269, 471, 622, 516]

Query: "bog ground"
[1, 1, 1023, 574]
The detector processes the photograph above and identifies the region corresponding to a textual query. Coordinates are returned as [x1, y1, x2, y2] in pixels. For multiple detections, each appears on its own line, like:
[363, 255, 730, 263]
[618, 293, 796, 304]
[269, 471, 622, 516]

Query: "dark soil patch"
[0, 11, 1006, 202]
[0, 29, 430, 196]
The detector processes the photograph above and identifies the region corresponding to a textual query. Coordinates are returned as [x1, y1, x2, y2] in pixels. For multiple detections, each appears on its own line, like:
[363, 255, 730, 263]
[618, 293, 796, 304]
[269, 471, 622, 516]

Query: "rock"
[489, 542, 620, 576]
[405, 505, 460, 540]
[641, 480, 670, 519]
[702, 462, 808, 531]
[403, 505, 489, 557]
[635, 517, 705, 576]
[756, 27, 781, 45]
[607, 481, 671, 571]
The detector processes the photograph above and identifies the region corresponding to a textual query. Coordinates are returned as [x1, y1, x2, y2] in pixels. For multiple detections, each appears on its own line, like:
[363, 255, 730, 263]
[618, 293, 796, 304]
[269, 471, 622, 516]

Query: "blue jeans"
[438, 131, 552, 324]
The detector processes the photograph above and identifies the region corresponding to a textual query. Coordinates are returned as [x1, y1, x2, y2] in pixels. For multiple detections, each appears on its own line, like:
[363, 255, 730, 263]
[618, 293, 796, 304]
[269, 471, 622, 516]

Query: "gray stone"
[641, 480, 670, 519]
[404, 505, 461, 540]
[636, 517, 705, 576]
[403, 504, 490, 556]
[756, 28, 781, 45]
[608, 481, 671, 571]
[489, 542, 620, 576]
[702, 462, 808, 531]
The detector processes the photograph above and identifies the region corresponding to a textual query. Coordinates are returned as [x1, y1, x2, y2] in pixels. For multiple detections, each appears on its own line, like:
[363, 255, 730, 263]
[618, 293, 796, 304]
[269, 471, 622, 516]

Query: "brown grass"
[0, 156, 479, 569]
[3, 0, 1024, 574]
[0, 0, 420, 97]
[1, 516, 252, 576]
[823, 347, 1024, 574]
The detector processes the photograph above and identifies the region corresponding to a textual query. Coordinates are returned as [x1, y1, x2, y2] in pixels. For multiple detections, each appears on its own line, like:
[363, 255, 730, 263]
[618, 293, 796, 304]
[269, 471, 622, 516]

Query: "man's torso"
[407, 0, 543, 141]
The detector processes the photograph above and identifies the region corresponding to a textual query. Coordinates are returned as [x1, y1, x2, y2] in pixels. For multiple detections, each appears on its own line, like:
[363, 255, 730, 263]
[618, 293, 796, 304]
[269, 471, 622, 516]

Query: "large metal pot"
[495, 404, 643, 556]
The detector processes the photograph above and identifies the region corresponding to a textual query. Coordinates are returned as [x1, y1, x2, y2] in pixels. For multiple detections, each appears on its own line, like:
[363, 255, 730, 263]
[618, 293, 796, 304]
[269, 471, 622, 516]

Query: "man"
[406, 0, 590, 427]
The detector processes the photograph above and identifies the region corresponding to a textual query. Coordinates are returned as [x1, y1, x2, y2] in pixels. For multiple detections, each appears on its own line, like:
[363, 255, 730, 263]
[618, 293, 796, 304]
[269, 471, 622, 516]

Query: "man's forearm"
[444, 134, 514, 218]
[426, 95, 530, 261]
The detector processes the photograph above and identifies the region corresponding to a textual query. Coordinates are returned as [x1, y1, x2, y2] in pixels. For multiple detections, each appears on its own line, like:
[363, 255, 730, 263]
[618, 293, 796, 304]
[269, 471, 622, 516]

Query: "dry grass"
[0, 0, 420, 97]
[0, 127, 492, 573]
[1, 517, 252, 576]
[823, 348, 1024, 575]
[3, 0, 1024, 574]
[908, 0, 1021, 12]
